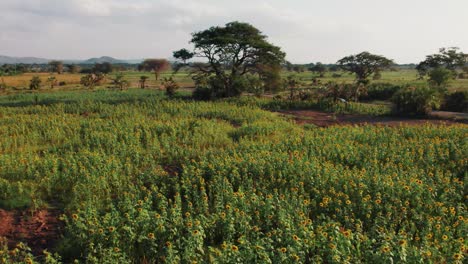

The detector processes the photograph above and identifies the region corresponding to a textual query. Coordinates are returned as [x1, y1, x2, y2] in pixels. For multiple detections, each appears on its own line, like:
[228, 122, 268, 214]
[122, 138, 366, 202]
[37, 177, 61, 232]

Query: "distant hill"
[81, 56, 125, 64]
[0, 55, 142, 65]
[0, 55, 50, 64]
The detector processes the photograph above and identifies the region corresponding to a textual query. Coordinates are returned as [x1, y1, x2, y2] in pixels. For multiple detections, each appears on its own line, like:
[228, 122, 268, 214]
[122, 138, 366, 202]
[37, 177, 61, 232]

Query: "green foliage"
[161, 76, 179, 97]
[180, 21, 285, 98]
[310, 62, 327, 77]
[416, 47, 467, 77]
[428, 67, 454, 87]
[442, 91, 468, 112]
[110, 73, 130, 90]
[337, 52, 394, 84]
[324, 82, 367, 102]
[360, 83, 401, 101]
[173, 48, 194, 65]
[391, 86, 442, 115]
[0, 90, 465, 263]
[29, 76, 41, 90]
[80, 73, 105, 90]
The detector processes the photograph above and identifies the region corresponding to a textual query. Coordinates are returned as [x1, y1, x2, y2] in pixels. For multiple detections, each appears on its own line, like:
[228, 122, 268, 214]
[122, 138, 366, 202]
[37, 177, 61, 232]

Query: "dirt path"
[279, 110, 467, 127]
[0, 209, 62, 254]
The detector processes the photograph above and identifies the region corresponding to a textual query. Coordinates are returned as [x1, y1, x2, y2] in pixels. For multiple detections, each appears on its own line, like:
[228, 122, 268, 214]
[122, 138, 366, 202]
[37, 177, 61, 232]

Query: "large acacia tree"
[337, 52, 393, 85]
[175, 21, 285, 97]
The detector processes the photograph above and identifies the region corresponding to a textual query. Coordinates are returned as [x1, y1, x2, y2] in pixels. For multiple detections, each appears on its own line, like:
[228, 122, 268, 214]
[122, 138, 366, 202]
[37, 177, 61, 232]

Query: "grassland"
[2, 69, 468, 93]
[0, 90, 466, 263]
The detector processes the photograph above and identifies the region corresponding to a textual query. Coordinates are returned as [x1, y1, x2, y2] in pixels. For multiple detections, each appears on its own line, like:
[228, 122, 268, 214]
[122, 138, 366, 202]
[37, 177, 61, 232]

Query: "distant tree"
[139, 59, 170, 81]
[292, 65, 305, 73]
[29, 76, 42, 90]
[80, 73, 105, 90]
[416, 47, 467, 79]
[49, 60, 64, 74]
[175, 21, 285, 98]
[310, 62, 327, 77]
[329, 65, 340, 72]
[47, 76, 57, 89]
[93, 62, 113, 74]
[337, 52, 393, 85]
[173, 49, 194, 65]
[67, 64, 80, 74]
[139, 76, 149, 89]
[111, 73, 130, 90]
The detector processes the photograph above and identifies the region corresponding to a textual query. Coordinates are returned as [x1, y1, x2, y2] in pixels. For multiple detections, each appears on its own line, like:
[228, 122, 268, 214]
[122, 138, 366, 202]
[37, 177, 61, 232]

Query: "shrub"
[428, 67, 453, 87]
[331, 73, 342, 78]
[441, 91, 468, 112]
[391, 86, 441, 115]
[111, 73, 130, 90]
[325, 82, 366, 102]
[81, 73, 105, 90]
[161, 76, 179, 97]
[360, 83, 401, 101]
[59, 81, 67, 86]
[192, 86, 212, 100]
[29, 76, 41, 90]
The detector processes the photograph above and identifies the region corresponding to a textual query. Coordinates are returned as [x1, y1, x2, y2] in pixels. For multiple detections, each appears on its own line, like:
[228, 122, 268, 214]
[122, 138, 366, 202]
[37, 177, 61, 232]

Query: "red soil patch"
[279, 110, 467, 127]
[0, 209, 62, 254]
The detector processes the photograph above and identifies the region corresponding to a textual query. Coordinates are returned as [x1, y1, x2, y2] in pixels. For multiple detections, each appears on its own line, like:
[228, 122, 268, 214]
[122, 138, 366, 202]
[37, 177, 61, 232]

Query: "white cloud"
[0, 0, 467, 63]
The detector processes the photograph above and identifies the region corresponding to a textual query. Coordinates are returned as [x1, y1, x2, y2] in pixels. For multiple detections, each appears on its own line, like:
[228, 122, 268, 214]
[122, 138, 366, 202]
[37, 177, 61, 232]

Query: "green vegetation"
[0, 90, 466, 263]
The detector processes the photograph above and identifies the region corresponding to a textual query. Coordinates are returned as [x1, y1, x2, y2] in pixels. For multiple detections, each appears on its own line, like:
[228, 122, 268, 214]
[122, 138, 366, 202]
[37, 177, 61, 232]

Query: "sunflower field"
[0, 90, 466, 263]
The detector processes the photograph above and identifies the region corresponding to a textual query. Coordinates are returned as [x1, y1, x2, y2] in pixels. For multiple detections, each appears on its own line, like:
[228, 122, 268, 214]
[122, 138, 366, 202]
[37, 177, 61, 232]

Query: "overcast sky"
[0, 0, 467, 64]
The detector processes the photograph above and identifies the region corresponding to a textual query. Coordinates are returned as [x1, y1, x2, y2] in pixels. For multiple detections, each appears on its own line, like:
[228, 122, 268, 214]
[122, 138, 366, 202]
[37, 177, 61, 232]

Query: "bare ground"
[278, 110, 468, 127]
[0, 209, 62, 254]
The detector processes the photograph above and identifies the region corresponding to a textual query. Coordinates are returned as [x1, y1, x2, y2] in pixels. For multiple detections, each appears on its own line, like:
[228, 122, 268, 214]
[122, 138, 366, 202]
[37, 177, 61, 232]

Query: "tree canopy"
[337, 52, 393, 84]
[175, 21, 285, 97]
[49, 60, 64, 74]
[416, 47, 467, 77]
[139, 59, 170, 81]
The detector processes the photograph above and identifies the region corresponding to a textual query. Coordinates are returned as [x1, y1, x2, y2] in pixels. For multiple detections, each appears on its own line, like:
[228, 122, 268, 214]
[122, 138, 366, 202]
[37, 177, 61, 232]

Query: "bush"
[360, 83, 401, 101]
[332, 73, 342, 78]
[428, 67, 453, 87]
[441, 91, 468, 112]
[59, 81, 67, 86]
[161, 77, 179, 97]
[29, 76, 41, 90]
[391, 86, 441, 115]
[192, 87, 212, 100]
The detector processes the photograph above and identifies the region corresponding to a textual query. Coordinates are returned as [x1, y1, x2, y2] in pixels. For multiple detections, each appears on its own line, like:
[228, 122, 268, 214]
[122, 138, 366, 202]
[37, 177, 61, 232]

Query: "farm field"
[0, 90, 466, 263]
[2, 69, 468, 94]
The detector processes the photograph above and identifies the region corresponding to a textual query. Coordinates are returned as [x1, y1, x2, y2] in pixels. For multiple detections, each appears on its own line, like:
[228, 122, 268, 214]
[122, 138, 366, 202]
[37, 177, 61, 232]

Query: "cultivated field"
[0, 90, 466, 263]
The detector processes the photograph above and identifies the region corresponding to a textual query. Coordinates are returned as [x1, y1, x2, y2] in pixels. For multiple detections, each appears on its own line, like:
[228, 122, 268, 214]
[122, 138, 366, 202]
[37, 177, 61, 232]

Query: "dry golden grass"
[2, 73, 82, 88]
